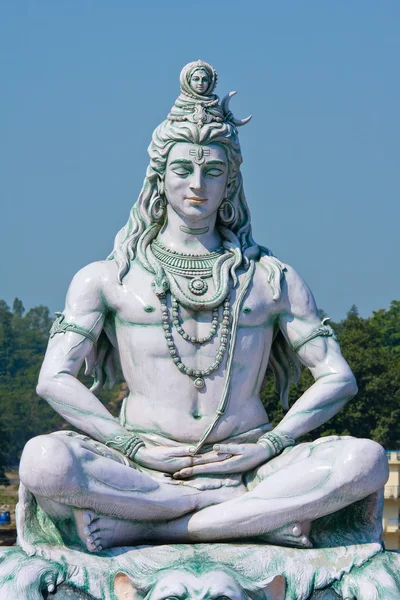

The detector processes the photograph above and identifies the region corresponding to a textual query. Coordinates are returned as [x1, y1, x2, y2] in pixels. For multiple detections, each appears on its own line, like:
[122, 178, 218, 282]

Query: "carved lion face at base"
[114, 568, 285, 600]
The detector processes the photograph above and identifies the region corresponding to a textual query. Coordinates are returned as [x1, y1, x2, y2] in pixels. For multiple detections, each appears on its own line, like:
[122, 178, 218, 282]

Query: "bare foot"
[259, 521, 313, 549]
[73, 509, 150, 552]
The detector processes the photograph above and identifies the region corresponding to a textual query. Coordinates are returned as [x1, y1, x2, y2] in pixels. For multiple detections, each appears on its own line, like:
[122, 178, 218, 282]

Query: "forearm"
[274, 373, 357, 440]
[37, 373, 129, 444]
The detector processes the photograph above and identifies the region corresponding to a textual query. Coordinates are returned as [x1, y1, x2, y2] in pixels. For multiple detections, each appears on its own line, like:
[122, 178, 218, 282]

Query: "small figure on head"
[180, 59, 218, 99]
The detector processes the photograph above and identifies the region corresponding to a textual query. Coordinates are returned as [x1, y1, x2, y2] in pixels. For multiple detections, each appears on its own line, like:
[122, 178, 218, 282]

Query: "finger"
[192, 452, 232, 465]
[162, 458, 193, 472]
[168, 446, 199, 457]
[213, 443, 243, 454]
[175, 460, 236, 478]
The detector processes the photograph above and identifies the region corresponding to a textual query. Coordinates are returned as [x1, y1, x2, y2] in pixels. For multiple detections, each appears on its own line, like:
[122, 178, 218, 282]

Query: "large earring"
[150, 195, 166, 222]
[150, 180, 167, 222]
[158, 179, 165, 197]
[218, 199, 236, 225]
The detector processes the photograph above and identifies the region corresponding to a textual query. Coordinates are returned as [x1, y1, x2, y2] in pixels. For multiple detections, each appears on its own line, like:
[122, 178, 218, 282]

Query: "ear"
[114, 573, 144, 600]
[259, 575, 286, 600]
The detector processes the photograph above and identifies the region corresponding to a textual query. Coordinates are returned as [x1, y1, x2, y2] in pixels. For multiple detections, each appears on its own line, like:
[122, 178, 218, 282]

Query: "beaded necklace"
[159, 295, 231, 390]
[146, 238, 256, 452]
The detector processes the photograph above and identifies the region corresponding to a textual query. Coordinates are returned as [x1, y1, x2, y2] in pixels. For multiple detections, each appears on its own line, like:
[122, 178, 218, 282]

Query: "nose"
[189, 170, 205, 195]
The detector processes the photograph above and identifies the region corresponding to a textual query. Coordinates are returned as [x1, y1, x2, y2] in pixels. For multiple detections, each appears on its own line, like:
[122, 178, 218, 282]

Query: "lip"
[186, 197, 208, 203]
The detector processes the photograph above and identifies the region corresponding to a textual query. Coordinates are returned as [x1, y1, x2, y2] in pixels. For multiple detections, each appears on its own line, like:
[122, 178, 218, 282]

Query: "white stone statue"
[2, 60, 397, 600]
[18, 59, 388, 554]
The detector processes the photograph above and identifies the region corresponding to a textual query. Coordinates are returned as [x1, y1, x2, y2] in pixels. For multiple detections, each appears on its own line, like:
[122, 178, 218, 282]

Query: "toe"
[292, 523, 302, 537]
[83, 511, 93, 526]
[87, 540, 98, 552]
[301, 535, 313, 548]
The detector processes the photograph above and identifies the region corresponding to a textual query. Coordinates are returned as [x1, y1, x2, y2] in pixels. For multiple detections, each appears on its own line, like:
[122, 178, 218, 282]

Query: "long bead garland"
[159, 294, 231, 389]
[171, 297, 220, 345]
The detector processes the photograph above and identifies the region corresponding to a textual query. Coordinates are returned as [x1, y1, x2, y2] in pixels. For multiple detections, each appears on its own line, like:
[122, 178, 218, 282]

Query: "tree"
[12, 298, 25, 317]
[0, 417, 10, 486]
[0, 301, 13, 378]
[0, 298, 124, 466]
[261, 304, 400, 448]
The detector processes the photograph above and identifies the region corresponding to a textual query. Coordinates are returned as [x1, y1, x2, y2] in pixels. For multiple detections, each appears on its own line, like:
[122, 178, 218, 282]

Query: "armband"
[257, 430, 296, 457]
[291, 318, 337, 353]
[105, 434, 145, 461]
[49, 312, 97, 345]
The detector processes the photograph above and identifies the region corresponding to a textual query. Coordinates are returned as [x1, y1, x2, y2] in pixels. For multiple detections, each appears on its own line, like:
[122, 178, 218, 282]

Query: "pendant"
[188, 277, 208, 296]
[193, 377, 205, 389]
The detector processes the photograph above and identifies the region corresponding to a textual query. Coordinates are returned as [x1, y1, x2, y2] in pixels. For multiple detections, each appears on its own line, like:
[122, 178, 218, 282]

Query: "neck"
[157, 206, 222, 253]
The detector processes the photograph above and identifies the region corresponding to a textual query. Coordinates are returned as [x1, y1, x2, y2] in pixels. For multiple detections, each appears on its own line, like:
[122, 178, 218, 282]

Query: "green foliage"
[0, 297, 399, 469]
[261, 300, 400, 447]
[0, 300, 124, 467]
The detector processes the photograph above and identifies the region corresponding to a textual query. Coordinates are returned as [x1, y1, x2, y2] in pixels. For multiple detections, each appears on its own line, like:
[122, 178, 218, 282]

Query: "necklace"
[152, 239, 224, 297]
[171, 297, 220, 344]
[179, 225, 209, 235]
[159, 294, 231, 389]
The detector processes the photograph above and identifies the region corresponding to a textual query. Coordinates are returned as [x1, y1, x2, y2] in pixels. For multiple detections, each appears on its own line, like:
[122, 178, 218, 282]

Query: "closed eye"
[206, 168, 224, 177]
[172, 168, 192, 178]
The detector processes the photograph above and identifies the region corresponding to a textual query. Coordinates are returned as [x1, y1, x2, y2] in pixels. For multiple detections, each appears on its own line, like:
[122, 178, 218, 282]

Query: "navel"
[191, 411, 203, 420]
[242, 306, 252, 314]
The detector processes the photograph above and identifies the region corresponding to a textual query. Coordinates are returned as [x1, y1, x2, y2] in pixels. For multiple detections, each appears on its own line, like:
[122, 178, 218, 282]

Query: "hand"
[173, 443, 272, 479]
[134, 445, 230, 474]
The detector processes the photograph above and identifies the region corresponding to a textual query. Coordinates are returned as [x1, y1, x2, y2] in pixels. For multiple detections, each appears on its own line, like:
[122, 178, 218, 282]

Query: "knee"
[20, 434, 78, 496]
[339, 438, 388, 490]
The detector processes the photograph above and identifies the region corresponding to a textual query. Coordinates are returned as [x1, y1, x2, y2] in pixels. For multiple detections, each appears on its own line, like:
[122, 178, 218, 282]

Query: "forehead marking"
[189, 146, 210, 165]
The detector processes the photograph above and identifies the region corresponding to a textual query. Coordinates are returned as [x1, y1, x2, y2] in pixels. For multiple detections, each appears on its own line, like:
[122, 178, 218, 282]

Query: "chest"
[104, 260, 279, 331]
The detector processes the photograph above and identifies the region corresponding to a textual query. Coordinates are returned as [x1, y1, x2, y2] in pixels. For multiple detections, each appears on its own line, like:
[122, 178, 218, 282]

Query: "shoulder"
[256, 251, 318, 318]
[65, 260, 118, 313]
[280, 263, 318, 318]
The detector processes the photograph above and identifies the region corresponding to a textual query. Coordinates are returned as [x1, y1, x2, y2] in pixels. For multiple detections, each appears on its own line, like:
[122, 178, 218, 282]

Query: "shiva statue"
[17, 60, 388, 560]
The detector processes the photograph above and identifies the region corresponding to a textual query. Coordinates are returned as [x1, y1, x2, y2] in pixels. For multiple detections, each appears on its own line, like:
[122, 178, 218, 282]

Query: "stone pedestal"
[1, 542, 400, 600]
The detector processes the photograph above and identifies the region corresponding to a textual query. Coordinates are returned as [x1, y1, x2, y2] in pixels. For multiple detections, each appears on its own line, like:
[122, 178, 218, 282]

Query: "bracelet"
[291, 318, 337, 353]
[105, 434, 145, 461]
[49, 312, 98, 345]
[257, 430, 296, 457]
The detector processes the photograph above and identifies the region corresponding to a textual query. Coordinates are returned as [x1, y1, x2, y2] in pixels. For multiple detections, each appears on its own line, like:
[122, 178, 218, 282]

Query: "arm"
[37, 262, 130, 444]
[273, 265, 358, 441]
[173, 265, 358, 479]
[38, 262, 204, 471]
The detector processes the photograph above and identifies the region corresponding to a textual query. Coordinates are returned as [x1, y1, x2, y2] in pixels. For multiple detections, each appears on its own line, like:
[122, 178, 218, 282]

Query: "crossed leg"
[19, 434, 388, 552]
[18, 431, 242, 550]
[154, 436, 388, 546]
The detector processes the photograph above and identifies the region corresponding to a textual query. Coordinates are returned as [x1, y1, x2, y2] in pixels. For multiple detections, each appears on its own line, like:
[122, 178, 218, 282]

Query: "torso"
[101, 257, 283, 444]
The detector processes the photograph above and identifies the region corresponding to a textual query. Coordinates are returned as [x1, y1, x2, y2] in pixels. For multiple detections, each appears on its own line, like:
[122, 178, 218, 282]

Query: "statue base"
[1, 542, 400, 600]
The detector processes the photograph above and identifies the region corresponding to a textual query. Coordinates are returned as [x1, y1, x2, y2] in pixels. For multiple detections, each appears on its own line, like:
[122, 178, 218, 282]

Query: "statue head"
[109, 61, 259, 283]
[114, 566, 285, 600]
[180, 59, 218, 98]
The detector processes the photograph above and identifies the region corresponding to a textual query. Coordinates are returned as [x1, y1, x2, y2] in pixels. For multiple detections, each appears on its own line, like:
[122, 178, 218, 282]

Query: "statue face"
[190, 68, 210, 94]
[164, 142, 228, 222]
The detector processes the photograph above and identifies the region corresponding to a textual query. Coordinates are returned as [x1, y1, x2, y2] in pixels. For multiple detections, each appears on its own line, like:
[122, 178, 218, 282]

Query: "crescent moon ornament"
[221, 91, 252, 127]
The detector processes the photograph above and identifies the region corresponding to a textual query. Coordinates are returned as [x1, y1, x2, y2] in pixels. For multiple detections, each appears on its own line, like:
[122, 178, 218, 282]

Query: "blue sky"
[1, 1, 399, 320]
